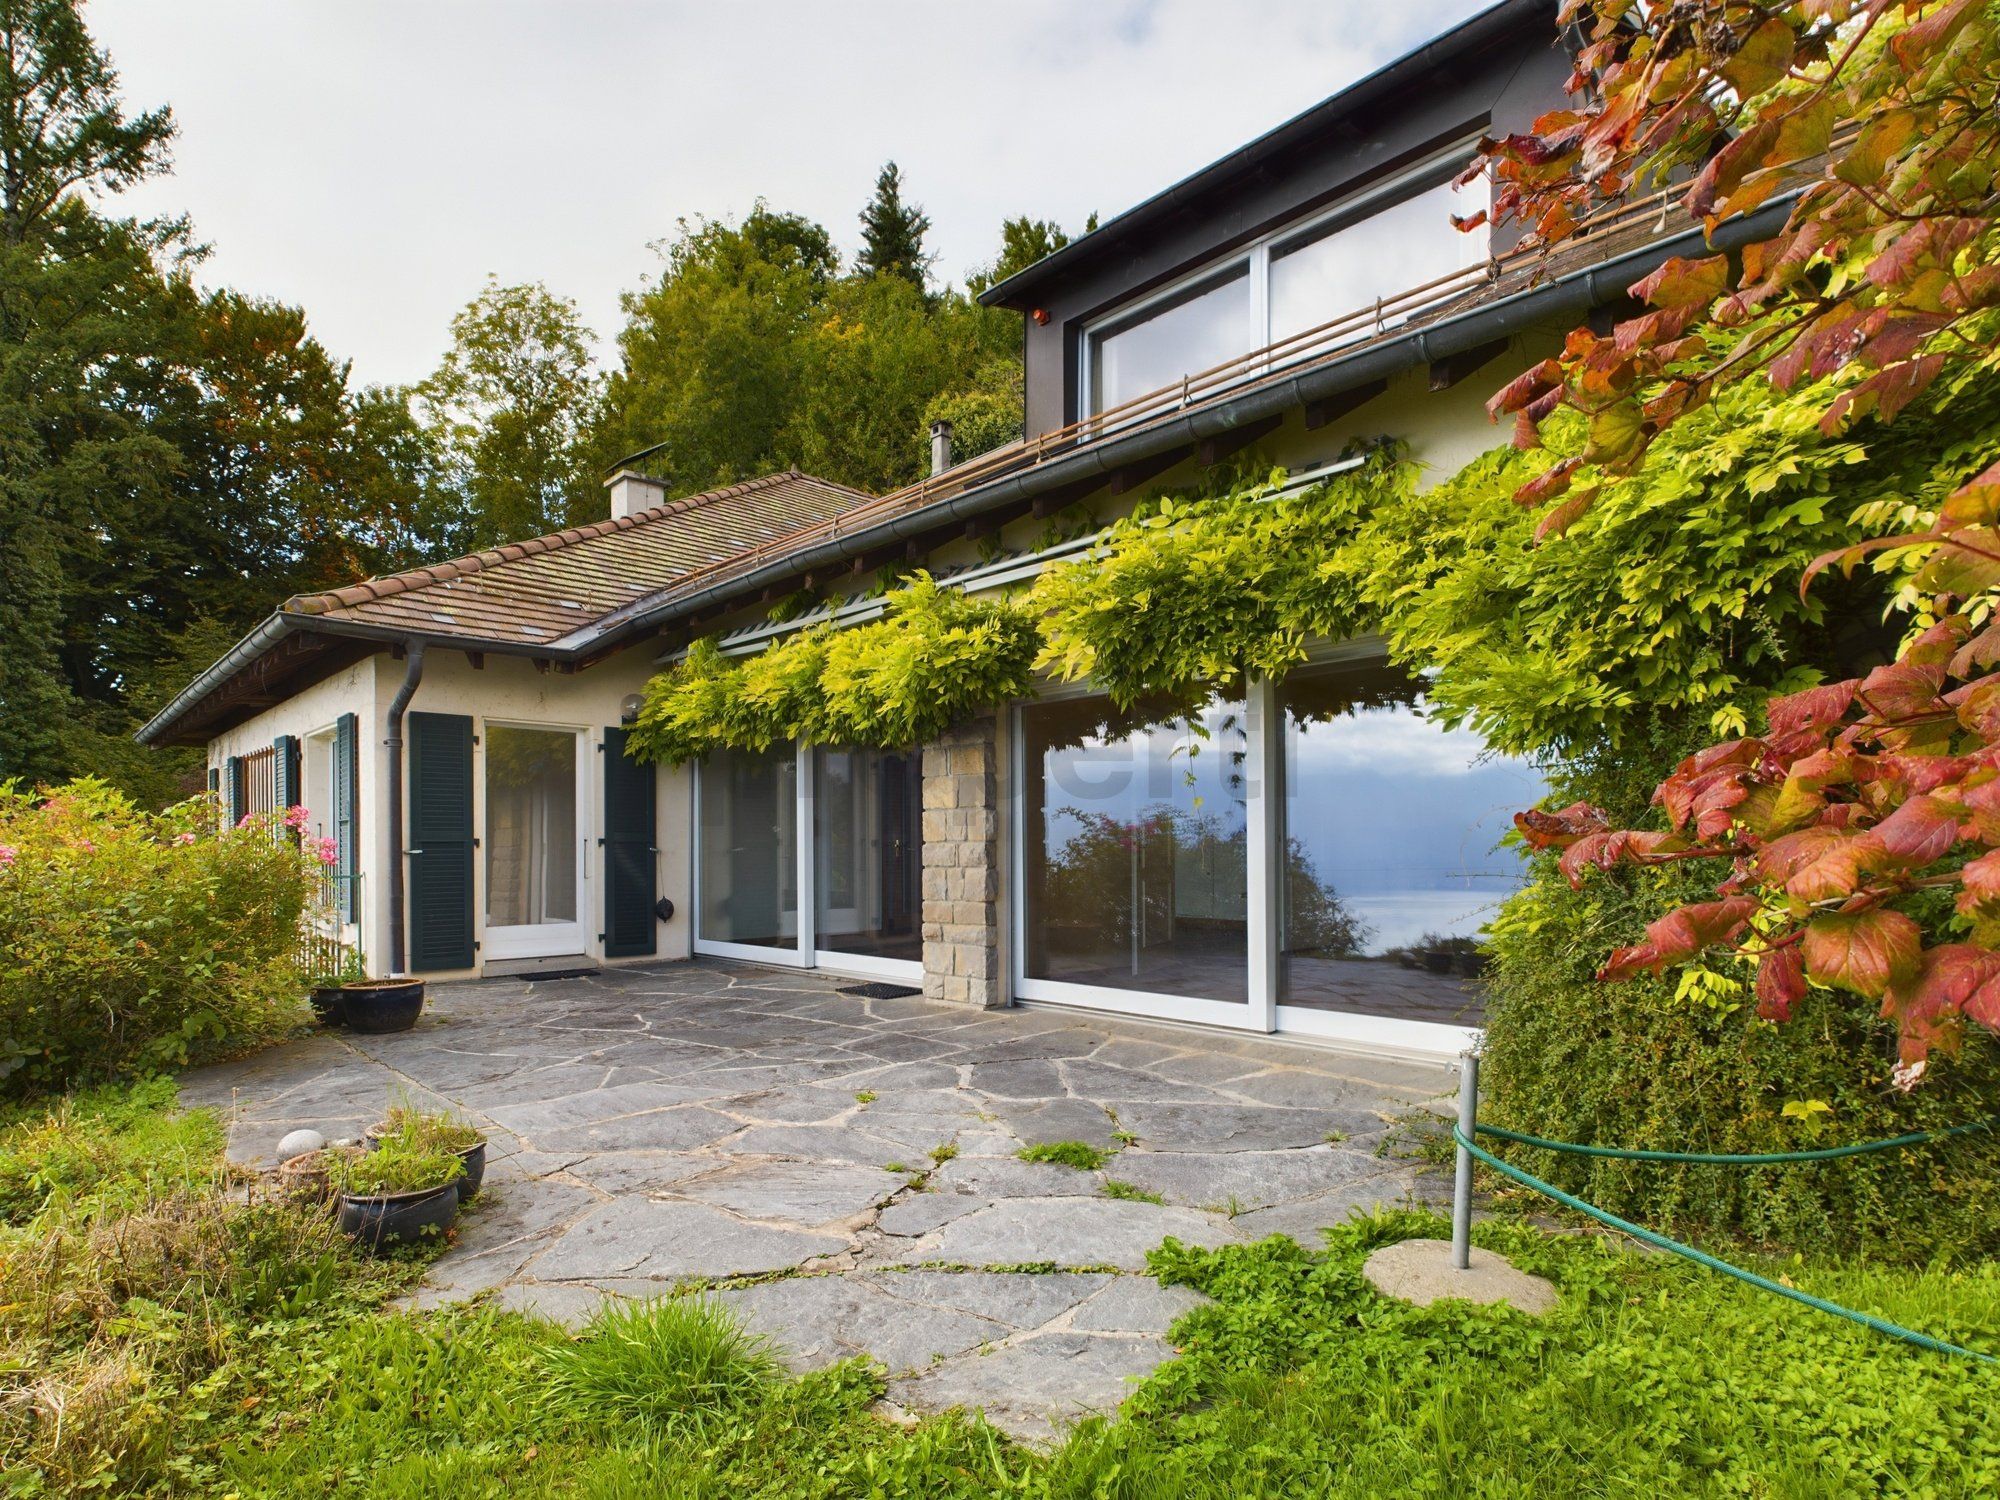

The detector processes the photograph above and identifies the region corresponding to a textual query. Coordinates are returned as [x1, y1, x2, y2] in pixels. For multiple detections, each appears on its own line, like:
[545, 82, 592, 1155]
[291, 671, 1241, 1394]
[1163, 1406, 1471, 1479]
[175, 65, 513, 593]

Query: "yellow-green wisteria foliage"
[626, 369, 2000, 766]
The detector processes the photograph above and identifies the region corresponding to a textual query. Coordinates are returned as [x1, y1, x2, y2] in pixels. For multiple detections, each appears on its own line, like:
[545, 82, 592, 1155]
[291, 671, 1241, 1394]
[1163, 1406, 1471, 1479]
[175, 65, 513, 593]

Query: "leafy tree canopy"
[412, 276, 604, 552]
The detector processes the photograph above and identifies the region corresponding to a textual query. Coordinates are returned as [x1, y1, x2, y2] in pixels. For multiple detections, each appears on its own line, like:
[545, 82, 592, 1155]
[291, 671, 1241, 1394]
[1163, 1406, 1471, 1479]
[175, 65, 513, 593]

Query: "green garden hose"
[1453, 1125, 1997, 1365]
[1474, 1115, 1998, 1165]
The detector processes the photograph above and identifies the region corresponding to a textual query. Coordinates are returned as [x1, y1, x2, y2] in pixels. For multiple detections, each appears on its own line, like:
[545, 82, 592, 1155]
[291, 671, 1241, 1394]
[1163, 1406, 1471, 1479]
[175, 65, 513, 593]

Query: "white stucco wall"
[206, 639, 693, 982]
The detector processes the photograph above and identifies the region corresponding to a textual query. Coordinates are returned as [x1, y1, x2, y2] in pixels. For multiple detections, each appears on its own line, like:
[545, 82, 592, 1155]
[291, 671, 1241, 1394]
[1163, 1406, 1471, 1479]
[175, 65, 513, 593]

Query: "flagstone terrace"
[181, 960, 1453, 1439]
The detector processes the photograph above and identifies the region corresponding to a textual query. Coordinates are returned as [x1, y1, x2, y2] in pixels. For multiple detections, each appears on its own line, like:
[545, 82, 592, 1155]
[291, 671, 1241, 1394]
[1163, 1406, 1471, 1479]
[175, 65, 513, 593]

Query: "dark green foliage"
[854, 160, 932, 290]
[1483, 848, 2000, 1263]
[598, 203, 1026, 500]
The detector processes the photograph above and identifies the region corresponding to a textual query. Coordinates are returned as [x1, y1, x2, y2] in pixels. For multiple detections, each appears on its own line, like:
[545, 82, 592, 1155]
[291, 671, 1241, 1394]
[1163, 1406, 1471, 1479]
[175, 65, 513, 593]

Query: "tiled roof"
[282, 470, 873, 649]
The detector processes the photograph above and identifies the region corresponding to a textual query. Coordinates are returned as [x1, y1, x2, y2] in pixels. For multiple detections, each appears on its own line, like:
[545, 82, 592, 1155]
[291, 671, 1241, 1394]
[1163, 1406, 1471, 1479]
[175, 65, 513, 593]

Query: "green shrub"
[0, 778, 316, 1093]
[538, 1296, 781, 1437]
[1481, 858, 2000, 1263]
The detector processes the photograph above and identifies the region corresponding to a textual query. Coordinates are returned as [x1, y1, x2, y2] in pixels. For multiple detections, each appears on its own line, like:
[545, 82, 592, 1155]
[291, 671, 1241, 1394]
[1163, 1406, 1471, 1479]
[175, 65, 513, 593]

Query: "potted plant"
[329, 1136, 463, 1249]
[368, 1104, 488, 1200]
[340, 972, 427, 1033]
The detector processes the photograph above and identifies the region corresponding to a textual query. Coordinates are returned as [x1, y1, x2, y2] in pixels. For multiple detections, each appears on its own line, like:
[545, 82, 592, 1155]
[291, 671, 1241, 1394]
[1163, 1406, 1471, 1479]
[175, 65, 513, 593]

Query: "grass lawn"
[4, 1082, 1996, 1497]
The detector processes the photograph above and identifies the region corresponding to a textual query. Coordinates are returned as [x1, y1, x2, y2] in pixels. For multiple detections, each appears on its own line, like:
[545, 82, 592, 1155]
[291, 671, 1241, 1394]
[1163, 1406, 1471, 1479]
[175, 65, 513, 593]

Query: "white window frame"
[479, 718, 592, 963]
[1009, 642, 1487, 1063]
[692, 741, 924, 984]
[1078, 139, 1489, 422]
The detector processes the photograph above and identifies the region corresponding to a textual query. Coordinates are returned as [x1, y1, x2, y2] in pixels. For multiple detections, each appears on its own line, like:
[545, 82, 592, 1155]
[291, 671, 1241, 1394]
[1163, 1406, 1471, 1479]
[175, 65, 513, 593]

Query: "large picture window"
[1276, 661, 1543, 1027]
[1020, 695, 1250, 1005]
[1081, 155, 1488, 418]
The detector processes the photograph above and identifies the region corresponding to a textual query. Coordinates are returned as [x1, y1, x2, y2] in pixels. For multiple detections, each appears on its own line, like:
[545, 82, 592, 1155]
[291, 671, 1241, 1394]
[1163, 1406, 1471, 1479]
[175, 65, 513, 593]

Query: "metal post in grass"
[1451, 1050, 1479, 1271]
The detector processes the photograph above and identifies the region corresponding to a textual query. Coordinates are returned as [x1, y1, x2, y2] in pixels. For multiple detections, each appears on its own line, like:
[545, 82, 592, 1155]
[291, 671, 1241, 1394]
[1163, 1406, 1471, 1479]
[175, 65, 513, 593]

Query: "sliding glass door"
[695, 744, 800, 959]
[1016, 693, 1256, 1027]
[813, 747, 923, 976]
[694, 741, 923, 980]
[1274, 660, 1544, 1042]
[1013, 652, 1543, 1054]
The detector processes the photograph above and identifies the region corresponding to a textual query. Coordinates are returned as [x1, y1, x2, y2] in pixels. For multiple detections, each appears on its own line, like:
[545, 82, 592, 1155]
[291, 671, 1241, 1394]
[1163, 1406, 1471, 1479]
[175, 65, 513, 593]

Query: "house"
[139, 0, 1777, 1058]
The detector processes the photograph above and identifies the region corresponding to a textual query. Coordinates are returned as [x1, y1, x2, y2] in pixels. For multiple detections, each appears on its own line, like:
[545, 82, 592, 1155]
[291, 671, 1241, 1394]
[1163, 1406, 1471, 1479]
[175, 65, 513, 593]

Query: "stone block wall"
[921, 715, 1003, 1007]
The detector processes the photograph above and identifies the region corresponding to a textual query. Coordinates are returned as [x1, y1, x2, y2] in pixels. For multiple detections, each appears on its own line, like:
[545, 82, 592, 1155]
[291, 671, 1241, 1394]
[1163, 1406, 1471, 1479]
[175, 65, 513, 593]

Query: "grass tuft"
[537, 1296, 781, 1438]
[1016, 1140, 1111, 1171]
[1100, 1179, 1165, 1204]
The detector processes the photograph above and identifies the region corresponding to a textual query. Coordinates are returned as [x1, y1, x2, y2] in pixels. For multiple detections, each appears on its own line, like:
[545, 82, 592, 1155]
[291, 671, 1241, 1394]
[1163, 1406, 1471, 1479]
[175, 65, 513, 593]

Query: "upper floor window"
[1083, 154, 1488, 421]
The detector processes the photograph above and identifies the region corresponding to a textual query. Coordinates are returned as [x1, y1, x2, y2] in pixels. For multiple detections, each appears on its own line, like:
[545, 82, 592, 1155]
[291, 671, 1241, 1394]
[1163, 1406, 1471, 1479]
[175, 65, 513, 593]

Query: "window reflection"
[814, 747, 923, 964]
[1269, 176, 1488, 351]
[1021, 695, 1248, 1003]
[698, 743, 798, 948]
[1277, 662, 1542, 1025]
[1090, 267, 1250, 417]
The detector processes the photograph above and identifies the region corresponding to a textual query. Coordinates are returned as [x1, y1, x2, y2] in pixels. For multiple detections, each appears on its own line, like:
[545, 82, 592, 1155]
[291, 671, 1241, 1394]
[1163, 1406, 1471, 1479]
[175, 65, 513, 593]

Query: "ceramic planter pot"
[337, 1183, 459, 1249]
[340, 979, 426, 1033]
[309, 985, 346, 1027]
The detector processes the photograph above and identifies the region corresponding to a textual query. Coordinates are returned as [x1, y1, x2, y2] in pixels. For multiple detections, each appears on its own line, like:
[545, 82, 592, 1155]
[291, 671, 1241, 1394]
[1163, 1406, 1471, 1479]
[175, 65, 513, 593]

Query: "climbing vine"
[627, 576, 1039, 764]
[628, 367, 2000, 771]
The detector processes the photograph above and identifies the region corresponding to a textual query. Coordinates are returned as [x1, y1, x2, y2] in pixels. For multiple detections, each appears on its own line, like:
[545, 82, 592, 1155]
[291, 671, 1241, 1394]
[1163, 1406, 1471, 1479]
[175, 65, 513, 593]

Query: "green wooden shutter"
[407, 712, 475, 971]
[273, 735, 301, 822]
[334, 713, 360, 922]
[225, 756, 246, 825]
[601, 727, 658, 958]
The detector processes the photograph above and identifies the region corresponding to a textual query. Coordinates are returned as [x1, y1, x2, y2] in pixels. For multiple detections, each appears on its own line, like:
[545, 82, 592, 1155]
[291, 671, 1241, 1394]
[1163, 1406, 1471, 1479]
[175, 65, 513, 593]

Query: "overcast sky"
[89, 0, 1495, 390]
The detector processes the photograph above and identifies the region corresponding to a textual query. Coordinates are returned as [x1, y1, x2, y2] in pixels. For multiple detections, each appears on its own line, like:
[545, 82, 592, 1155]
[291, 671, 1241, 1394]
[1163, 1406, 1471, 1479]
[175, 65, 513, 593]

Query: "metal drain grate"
[835, 981, 921, 1000]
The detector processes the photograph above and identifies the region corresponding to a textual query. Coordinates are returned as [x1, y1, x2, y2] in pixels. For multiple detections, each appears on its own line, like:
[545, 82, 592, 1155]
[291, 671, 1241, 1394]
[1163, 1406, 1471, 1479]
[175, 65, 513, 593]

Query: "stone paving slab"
[180, 958, 1452, 1440]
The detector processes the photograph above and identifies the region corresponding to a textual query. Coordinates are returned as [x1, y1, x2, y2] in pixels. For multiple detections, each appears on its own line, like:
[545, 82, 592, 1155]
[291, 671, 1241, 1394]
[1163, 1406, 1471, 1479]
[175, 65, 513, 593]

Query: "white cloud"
[87, 0, 1495, 387]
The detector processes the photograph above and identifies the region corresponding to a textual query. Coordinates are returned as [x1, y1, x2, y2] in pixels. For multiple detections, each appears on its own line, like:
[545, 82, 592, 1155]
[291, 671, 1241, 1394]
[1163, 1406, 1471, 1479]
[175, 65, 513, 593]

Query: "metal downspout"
[384, 640, 426, 978]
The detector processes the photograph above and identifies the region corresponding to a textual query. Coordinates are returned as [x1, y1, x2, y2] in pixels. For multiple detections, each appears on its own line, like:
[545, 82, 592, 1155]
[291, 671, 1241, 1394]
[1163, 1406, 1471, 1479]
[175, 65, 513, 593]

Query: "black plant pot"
[309, 985, 346, 1027]
[455, 1140, 487, 1200]
[338, 1183, 459, 1249]
[341, 979, 426, 1033]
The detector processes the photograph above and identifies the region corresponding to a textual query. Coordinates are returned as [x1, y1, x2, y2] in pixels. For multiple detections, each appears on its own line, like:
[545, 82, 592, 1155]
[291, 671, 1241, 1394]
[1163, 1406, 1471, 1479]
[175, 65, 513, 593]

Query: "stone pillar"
[921, 714, 1003, 1008]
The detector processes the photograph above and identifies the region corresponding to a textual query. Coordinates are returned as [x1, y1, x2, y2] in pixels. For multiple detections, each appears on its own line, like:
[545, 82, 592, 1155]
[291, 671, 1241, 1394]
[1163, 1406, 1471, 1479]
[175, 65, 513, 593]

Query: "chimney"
[929, 419, 954, 478]
[604, 468, 670, 521]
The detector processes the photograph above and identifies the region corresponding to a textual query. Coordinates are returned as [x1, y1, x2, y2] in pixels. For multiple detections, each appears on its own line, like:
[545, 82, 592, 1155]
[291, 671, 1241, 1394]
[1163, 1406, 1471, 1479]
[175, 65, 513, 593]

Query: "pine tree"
[855, 161, 932, 290]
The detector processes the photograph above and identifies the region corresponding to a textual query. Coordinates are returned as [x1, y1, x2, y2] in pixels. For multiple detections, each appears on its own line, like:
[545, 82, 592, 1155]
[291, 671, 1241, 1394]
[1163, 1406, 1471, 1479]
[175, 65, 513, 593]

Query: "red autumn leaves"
[1519, 616, 2000, 1082]
[1477, 0, 2000, 523]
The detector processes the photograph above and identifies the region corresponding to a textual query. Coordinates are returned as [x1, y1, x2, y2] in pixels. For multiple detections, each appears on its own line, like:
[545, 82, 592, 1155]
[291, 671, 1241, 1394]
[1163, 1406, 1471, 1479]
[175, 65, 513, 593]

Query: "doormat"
[522, 967, 599, 983]
[836, 981, 921, 1000]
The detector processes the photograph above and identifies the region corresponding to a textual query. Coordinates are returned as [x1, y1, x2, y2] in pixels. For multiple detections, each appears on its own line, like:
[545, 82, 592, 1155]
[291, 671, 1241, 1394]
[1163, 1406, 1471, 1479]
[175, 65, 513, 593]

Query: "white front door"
[483, 724, 587, 960]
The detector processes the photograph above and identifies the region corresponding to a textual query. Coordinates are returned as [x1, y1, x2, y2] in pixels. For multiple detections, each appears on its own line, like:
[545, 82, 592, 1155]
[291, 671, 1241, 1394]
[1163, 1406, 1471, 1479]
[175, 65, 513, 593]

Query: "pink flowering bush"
[0, 779, 316, 1093]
